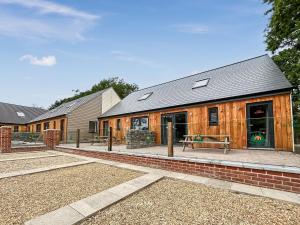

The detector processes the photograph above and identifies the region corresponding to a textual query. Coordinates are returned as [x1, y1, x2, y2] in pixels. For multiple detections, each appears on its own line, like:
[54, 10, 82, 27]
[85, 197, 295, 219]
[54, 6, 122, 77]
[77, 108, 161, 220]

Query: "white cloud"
[19, 55, 57, 66]
[172, 24, 208, 34]
[0, 0, 99, 20]
[111, 51, 158, 67]
[0, 0, 100, 41]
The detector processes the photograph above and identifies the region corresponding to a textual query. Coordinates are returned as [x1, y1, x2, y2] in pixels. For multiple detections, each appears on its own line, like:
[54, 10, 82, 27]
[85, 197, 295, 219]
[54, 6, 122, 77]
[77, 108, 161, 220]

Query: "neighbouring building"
[99, 55, 294, 151]
[0, 102, 46, 132]
[28, 88, 120, 142]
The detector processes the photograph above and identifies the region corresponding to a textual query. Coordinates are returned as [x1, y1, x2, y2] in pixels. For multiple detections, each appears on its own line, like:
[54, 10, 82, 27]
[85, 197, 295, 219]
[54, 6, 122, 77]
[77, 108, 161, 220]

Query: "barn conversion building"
[28, 88, 120, 141]
[0, 102, 46, 132]
[99, 55, 294, 151]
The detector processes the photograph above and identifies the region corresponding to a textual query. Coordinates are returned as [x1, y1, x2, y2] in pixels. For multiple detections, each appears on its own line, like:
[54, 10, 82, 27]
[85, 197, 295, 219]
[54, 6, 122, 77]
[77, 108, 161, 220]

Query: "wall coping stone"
[56, 146, 300, 175]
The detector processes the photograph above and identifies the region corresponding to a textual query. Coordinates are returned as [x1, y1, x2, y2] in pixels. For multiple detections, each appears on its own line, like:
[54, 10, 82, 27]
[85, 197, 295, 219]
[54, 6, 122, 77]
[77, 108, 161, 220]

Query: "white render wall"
[101, 88, 121, 114]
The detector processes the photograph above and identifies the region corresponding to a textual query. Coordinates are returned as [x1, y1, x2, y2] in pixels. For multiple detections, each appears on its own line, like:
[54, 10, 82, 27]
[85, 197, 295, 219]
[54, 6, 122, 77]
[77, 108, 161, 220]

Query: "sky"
[0, 0, 270, 109]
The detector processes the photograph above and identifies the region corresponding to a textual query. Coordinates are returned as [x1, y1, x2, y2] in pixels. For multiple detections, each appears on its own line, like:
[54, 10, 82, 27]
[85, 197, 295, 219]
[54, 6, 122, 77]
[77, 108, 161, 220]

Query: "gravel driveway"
[82, 178, 300, 225]
[0, 155, 82, 173]
[0, 163, 142, 225]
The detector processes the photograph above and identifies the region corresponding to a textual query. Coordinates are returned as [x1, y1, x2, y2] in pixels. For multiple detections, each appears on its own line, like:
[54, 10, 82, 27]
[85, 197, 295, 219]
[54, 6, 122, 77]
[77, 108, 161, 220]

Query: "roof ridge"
[136, 54, 269, 93]
[0, 101, 45, 110]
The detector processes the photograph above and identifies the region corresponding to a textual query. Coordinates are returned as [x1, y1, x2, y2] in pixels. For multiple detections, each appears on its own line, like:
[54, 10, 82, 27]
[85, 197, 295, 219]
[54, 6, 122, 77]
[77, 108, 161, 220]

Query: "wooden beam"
[76, 129, 80, 148]
[168, 122, 173, 157]
[108, 126, 113, 151]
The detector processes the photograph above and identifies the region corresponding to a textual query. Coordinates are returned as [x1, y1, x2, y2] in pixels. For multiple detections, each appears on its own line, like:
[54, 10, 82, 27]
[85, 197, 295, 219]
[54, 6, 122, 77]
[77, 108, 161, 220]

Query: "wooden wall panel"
[99, 93, 293, 151]
[28, 116, 67, 141]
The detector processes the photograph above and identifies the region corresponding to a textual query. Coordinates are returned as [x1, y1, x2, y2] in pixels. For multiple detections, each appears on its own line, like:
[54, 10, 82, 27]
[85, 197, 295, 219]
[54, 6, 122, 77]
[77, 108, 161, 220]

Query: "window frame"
[116, 119, 121, 131]
[43, 122, 50, 130]
[138, 92, 153, 101]
[13, 126, 19, 132]
[192, 78, 210, 89]
[208, 107, 219, 126]
[89, 121, 98, 133]
[36, 124, 41, 133]
[131, 116, 149, 130]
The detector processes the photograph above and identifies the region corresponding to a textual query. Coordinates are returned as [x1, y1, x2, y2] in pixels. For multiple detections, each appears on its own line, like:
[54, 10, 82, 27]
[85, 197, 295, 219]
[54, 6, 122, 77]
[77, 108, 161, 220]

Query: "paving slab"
[25, 173, 163, 225]
[261, 187, 300, 204]
[231, 183, 263, 196]
[0, 154, 58, 162]
[0, 160, 94, 179]
[25, 206, 84, 225]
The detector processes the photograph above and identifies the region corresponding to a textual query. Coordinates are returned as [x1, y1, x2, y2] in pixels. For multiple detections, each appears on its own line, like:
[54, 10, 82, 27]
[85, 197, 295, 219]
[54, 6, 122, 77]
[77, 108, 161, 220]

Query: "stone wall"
[126, 130, 156, 149]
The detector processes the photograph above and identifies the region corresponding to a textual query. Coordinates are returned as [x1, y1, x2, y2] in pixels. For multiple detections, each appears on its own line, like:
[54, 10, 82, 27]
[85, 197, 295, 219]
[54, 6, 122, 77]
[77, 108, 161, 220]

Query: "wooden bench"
[181, 134, 231, 154]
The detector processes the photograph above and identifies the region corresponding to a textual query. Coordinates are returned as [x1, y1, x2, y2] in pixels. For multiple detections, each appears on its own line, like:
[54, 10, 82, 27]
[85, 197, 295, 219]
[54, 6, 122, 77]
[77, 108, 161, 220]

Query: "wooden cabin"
[28, 88, 120, 142]
[99, 55, 294, 151]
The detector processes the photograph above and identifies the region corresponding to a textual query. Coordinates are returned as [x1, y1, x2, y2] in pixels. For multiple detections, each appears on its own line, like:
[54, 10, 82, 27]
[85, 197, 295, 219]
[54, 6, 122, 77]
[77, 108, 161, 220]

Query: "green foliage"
[264, 0, 300, 52]
[272, 48, 300, 109]
[264, 0, 300, 112]
[49, 77, 139, 110]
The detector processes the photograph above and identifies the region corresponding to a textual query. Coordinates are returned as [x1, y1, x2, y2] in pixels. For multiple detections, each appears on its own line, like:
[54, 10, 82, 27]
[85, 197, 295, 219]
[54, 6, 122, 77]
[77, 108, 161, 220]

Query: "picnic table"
[90, 135, 109, 145]
[181, 134, 231, 154]
[90, 135, 122, 145]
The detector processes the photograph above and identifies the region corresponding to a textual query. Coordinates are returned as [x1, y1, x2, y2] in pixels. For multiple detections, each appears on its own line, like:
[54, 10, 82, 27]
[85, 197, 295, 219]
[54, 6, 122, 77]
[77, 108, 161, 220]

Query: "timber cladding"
[28, 116, 68, 141]
[99, 92, 293, 151]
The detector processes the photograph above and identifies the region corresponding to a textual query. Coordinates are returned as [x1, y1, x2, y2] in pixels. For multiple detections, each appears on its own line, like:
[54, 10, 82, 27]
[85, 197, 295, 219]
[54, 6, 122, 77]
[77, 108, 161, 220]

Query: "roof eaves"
[99, 87, 292, 119]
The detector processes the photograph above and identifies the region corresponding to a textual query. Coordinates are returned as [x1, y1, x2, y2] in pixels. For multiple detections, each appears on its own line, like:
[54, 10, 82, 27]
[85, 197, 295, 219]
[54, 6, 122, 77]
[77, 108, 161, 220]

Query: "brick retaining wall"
[56, 147, 300, 194]
[11, 146, 49, 153]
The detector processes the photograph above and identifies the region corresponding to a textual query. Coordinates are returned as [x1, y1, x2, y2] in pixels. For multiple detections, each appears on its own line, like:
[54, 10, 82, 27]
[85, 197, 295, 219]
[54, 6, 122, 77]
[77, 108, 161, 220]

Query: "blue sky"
[0, 0, 270, 108]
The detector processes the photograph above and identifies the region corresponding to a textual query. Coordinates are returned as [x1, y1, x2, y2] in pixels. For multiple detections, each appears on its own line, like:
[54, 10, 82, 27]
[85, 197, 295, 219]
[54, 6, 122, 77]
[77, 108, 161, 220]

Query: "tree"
[49, 77, 138, 109]
[264, 0, 300, 111]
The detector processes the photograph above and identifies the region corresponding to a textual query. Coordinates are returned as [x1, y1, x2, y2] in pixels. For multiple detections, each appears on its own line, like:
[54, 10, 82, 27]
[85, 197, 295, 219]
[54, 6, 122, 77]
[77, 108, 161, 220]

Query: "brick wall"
[57, 147, 300, 194]
[0, 126, 12, 153]
[11, 146, 49, 153]
[44, 129, 60, 149]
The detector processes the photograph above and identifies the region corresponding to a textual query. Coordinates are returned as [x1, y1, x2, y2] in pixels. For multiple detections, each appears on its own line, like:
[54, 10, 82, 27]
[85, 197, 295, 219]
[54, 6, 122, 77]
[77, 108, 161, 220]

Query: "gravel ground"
[0, 163, 142, 225]
[82, 178, 300, 225]
[0, 155, 83, 173]
[0, 151, 54, 160]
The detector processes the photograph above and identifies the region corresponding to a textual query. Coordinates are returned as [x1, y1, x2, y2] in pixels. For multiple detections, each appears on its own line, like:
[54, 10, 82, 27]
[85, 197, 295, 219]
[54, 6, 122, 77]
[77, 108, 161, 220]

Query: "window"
[89, 121, 97, 133]
[138, 92, 153, 101]
[208, 107, 218, 126]
[116, 119, 121, 131]
[131, 117, 149, 130]
[53, 121, 56, 129]
[44, 122, 50, 130]
[66, 102, 77, 108]
[13, 126, 19, 132]
[36, 124, 41, 132]
[192, 78, 209, 89]
[16, 112, 25, 117]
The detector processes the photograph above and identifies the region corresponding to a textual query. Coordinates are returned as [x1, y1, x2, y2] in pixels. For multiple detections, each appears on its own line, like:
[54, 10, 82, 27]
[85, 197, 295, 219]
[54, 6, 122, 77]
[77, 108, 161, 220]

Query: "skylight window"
[66, 102, 76, 108]
[138, 92, 153, 101]
[192, 78, 210, 89]
[16, 112, 25, 117]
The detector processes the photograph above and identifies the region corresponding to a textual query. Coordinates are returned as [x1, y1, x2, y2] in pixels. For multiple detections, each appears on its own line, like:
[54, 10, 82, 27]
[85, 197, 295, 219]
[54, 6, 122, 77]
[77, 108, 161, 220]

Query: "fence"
[11, 132, 44, 147]
[57, 115, 300, 153]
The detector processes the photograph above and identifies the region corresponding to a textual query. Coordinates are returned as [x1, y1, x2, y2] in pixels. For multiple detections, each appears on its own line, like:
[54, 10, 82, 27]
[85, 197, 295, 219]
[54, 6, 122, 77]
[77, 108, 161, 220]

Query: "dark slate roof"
[30, 89, 107, 123]
[101, 55, 292, 118]
[0, 102, 46, 125]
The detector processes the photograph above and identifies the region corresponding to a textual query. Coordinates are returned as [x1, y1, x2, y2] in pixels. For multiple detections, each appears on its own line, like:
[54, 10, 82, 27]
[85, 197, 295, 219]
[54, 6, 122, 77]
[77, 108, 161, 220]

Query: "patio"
[58, 143, 300, 168]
